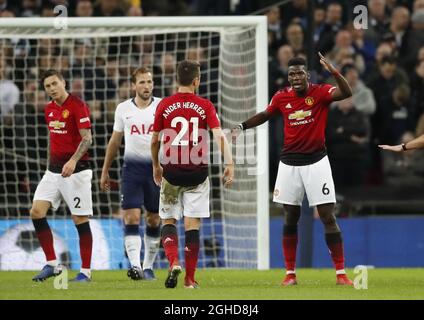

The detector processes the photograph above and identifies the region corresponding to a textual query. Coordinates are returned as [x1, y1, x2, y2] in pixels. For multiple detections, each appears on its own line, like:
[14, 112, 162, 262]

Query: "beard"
[137, 92, 152, 101]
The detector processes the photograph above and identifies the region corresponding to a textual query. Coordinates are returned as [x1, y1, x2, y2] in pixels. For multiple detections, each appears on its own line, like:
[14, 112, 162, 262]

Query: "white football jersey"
[113, 97, 161, 161]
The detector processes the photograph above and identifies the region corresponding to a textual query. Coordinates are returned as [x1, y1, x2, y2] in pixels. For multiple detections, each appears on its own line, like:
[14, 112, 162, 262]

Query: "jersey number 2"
[170, 117, 199, 146]
[74, 197, 81, 208]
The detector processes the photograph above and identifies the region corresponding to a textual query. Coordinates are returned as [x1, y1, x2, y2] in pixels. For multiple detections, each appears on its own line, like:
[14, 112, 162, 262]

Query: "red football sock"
[184, 230, 199, 282]
[325, 232, 345, 272]
[76, 222, 92, 269]
[161, 224, 179, 267]
[282, 225, 298, 273]
[32, 218, 56, 261]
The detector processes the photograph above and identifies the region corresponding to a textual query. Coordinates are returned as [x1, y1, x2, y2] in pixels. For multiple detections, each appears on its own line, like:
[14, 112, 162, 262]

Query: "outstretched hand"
[378, 144, 403, 153]
[230, 124, 243, 143]
[319, 52, 337, 74]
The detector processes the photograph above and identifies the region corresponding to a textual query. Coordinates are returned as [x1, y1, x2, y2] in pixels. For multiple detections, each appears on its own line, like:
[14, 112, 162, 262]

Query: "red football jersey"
[153, 92, 220, 186]
[44, 94, 91, 170]
[266, 83, 336, 165]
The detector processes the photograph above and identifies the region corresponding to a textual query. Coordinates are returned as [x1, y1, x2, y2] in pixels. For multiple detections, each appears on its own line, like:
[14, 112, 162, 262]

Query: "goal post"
[0, 16, 269, 270]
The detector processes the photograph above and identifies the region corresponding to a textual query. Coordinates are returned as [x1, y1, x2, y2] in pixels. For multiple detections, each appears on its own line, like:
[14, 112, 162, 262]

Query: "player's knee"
[319, 213, 337, 227]
[72, 215, 89, 225]
[123, 210, 141, 225]
[30, 207, 45, 219]
[146, 213, 160, 228]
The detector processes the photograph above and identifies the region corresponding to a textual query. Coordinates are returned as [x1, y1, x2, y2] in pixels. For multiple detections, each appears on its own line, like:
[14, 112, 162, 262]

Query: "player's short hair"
[40, 69, 64, 85]
[131, 67, 152, 83]
[177, 60, 201, 86]
[288, 57, 307, 68]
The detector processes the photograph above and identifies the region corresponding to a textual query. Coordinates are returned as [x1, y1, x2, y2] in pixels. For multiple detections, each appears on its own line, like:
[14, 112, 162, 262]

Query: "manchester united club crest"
[62, 109, 70, 119]
[305, 97, 314, 106]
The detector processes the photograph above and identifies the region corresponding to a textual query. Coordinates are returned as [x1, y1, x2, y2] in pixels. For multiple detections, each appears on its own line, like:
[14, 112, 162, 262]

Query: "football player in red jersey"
[151, 60, 234, 289]
[232, 53, 354, 286]
[31, 69, 93, 283]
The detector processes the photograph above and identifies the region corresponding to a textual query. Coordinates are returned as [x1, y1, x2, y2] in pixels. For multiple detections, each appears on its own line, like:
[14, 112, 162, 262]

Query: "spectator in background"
[327, 30, 365, 74]
[366, 55, 410, 183]
[159, 53, 177, 96]
[410, 60, 424, 123]
[381, 131, 424, 187]
[266, 6, 283, 57]
[349, 24, 377, 71]
[186, 45, 210, 97]
[118, 79, 131, 100]
[14, 79, 48, 194]
[0, 0, 19, 15]
[71, 39, 106, 102]
[0, 50, 20, 124]
[127, 4, 142, 16]
[387, 6, 411, 61]
[368, 56, 410, 142]
[378, 84, 413, 146]
[93, 0, 124, 16]
[342, 64, 376, 116]
[312, 6, 326, 45]
[269, 45, 293, 96]
[403, 9, 424, 72]
[365, 0, 390, 45]
[284, 23, 305, 56]
[327, 96, 370, 190]
[75, 0, 93, 17]
[20, 0, 41, 17]
[316, 2, 343, 55]
[282, 0, 308, 28]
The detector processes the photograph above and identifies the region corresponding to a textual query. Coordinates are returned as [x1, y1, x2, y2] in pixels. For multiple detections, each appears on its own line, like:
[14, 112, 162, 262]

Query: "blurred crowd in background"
[1, 0, 424, 215]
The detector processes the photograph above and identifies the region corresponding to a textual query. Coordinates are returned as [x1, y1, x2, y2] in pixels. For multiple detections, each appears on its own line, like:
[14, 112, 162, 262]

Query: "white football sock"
[80, 268, 91, 278]
[142, 234, 160, 270]
[47, 259, 58, 267]
[125, 235, 142, 269]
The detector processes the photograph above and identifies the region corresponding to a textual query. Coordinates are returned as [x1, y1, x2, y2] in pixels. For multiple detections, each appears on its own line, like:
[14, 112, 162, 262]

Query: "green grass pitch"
[0, 268, 423, 300]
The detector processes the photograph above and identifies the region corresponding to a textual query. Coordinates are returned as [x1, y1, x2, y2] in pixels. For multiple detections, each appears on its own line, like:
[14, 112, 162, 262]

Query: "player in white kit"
[101, 67, 161, 280]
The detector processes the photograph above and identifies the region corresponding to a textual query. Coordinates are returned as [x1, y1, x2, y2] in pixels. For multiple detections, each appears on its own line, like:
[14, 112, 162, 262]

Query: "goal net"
[0, 17, 269, 271]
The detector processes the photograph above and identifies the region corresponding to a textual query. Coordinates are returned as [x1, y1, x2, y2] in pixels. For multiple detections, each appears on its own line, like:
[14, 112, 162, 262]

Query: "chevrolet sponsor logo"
[288, 110, 312, 120]
[48, 120, 66, 130]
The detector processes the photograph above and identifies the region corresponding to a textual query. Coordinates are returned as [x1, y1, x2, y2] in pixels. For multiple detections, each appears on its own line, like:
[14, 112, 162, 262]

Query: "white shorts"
[159, 177, 210, 220]
[33, 169, 93, 216]
[273, 156, 336, 207]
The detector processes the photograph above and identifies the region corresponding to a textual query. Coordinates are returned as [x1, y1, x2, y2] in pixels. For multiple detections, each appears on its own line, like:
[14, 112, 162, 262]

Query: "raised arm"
[61, 128, 92, 177]
[100, 131, 124, 191]
[319, 52, 352, 102]
[212, 127, 234, 188]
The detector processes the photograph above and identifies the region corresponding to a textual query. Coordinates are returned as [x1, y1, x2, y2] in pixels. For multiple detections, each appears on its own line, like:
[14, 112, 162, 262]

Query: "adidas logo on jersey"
[163, 237, 173, 244]
[285, 103, 293, 109]
[48, 112, 54, 117]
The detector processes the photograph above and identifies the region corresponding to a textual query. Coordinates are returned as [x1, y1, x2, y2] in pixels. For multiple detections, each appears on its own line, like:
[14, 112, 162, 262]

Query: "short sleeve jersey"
[113, 97, 161, 163]
[153, 92, 220, 186]
[266, 83, 336, 165]
[44, 94, 91, 172]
